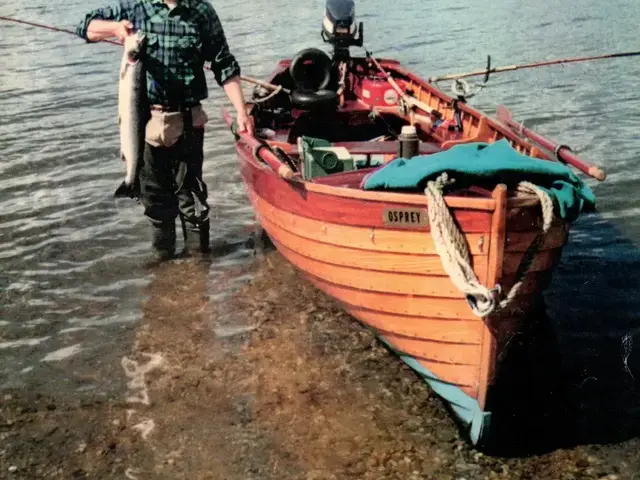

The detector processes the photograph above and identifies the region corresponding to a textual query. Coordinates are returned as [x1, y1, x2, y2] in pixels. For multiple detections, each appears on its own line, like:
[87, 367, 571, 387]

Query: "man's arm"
[75, 4, 132, 43]
[201, 4, 252, 134]
[222, 76, 248, 118]
[201, 5, 241, 87]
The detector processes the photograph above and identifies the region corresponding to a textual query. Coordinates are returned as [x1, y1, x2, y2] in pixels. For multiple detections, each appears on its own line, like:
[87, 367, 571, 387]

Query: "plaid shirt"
[76, 0, 241, 107]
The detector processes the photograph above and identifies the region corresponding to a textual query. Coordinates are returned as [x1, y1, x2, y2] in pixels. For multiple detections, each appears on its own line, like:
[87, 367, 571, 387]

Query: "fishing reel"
[450, 78, 486, 99]
[440, 55, 493, 102]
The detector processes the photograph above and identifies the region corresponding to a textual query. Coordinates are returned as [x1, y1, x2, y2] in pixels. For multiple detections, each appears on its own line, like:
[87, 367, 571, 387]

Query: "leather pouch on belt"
[145, 111, 184, 147]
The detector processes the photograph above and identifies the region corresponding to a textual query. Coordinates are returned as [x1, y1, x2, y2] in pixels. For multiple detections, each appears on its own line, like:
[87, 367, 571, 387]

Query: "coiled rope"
[424, 173, 554, 317]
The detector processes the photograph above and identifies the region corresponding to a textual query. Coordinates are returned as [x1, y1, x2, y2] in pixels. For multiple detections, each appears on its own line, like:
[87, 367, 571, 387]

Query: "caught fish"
[115, 31, 147, 198]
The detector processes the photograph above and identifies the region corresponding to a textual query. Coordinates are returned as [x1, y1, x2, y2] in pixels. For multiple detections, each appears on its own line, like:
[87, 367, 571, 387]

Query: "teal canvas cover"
[362, 139, 596, 222]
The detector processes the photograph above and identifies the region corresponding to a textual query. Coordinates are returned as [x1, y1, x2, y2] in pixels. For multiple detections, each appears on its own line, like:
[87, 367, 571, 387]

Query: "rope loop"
[424, 173, 554, 317]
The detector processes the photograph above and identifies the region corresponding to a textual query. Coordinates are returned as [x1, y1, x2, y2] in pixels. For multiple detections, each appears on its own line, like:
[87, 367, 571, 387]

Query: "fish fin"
[114, 181, 136, 199]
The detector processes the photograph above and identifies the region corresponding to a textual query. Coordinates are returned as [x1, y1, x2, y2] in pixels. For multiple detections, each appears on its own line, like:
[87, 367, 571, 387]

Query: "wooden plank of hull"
[257, 209, 489, 278]
[347, 307, 483, 343]
[239, 152, 494, 232]
[275, 241, 482, 395]
[249, 189, 569, 255]
[411, 359, 478, 397]
[249, 189, 487, 255]
[301, 270, 482, 393]
[272, 247, 481, 320]
[373, 331, 481, 366]
[272, 232, 552, 307]
[273, 238, 465, 298]
[255, 202, 561, 282]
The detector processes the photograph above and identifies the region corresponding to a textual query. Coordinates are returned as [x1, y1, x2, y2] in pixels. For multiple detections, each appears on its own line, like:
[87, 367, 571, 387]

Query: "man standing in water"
[76, 0, 253, 260]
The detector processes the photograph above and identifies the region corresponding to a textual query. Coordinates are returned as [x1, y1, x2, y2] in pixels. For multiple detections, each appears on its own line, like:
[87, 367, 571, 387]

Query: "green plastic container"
[298, 136, 356, 180]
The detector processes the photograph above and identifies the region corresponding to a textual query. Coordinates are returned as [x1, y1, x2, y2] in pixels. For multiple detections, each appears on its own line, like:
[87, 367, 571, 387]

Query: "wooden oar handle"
[222, 108, 294, 180]
[497, 107, 607, 182]
[240, 75, 291, 94]
[555, 144, 607, 181]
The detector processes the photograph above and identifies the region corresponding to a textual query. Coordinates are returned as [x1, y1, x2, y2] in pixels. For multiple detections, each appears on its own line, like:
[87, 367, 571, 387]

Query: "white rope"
[496, 181, 554, 309]
[424, 174, 555, 317]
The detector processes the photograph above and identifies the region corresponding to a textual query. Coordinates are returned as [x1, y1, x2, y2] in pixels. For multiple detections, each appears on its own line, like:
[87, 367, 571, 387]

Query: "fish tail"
[114, 181, 137, 199]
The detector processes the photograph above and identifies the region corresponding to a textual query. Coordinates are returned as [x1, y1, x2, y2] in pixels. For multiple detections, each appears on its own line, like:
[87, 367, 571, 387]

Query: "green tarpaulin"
[362, 139, 596, 222]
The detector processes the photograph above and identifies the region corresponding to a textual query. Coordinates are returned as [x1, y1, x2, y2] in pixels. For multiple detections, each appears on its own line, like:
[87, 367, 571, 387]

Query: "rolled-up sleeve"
[75, 3, 127, 42]
[202, 4, 241, 86]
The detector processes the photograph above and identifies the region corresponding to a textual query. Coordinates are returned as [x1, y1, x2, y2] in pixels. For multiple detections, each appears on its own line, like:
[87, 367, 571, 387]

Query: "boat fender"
[290, 89, 339, 110]
[289, 47, 332, 91]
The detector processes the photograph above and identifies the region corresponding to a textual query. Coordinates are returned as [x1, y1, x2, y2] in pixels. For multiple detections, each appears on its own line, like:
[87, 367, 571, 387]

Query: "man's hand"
[114, 20, 134, 42]
[236, 110, 254, 137]
[222, 76, 253, 136]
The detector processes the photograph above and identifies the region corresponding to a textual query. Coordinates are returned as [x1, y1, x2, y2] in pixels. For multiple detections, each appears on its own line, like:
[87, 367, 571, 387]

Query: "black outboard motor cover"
[323, 0, 356, 43]
[324, 0, 355, 33]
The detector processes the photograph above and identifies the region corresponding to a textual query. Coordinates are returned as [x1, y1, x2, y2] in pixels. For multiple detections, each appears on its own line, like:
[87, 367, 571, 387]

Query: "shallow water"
[2, 0, 640, 466]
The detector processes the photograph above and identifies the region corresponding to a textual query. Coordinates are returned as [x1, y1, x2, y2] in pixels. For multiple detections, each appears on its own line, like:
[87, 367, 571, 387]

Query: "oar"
[428, 50, 640, 83]
[221, 108, 294, 180]
[365, 51, 441, 119]
[495, 105, 606, 181]
[239, 75, 290, 94]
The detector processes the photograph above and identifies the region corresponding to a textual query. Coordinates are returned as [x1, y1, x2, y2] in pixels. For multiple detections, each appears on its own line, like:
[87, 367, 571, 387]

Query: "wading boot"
[150, 220, 176, 261]
[181, 217, 211, 255]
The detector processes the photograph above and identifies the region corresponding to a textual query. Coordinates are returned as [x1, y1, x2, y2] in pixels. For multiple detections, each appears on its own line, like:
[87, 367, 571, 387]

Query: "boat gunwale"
[244, 58, 550, 213]
[236, 139, 542, 212]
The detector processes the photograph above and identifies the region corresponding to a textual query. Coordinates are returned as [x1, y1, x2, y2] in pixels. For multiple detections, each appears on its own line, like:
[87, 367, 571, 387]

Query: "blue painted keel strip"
[376, 334, 491, 445]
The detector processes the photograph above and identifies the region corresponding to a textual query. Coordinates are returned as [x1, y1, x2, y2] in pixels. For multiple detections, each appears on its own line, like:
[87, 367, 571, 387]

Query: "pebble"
[8, 466, 17, 473]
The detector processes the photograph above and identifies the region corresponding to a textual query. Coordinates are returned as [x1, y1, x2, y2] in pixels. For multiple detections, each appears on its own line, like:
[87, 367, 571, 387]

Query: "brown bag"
[145, 105, 209, 147]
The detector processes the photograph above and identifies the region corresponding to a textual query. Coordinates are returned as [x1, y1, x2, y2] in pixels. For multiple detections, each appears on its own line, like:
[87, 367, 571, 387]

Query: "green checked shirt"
[76, 0, 241, 107]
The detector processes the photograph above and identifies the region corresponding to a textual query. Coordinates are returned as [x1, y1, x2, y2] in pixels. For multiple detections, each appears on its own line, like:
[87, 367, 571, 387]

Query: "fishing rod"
[0, 15, 122, 46]
[5, 13, 638, 87]
[0, 14, 266, 87]
[1, 14, 611, 181]
[427, 50, 640, 83]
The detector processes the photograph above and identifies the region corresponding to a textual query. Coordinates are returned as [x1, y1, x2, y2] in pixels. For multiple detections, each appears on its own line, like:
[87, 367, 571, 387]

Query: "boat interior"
[244, 46, 541, 199]
[240, 6, 550, 200]
[249, 49, 520, 201]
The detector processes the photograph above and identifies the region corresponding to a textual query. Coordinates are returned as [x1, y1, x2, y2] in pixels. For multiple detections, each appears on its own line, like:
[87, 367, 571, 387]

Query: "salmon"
[115, 31, 147, 198]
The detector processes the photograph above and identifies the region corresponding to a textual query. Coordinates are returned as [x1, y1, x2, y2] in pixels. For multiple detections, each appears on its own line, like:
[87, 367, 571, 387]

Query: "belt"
[150, 103, 200, 113]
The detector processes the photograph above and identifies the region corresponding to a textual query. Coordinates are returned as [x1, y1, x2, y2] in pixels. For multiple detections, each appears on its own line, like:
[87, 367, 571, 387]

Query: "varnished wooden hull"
[236, 145, 569, 445]
[220, 52, 592, 446]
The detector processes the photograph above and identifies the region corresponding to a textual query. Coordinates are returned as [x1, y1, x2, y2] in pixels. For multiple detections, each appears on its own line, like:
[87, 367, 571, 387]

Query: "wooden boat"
[221, 0, 602, 447]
